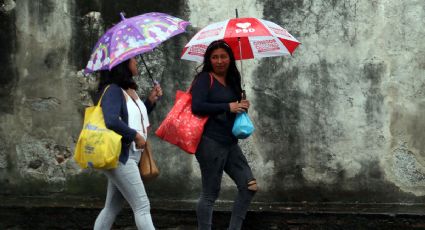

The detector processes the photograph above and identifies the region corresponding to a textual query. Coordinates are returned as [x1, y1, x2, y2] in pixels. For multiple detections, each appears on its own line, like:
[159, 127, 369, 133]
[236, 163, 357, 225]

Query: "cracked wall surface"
[1, 0, 425, 204]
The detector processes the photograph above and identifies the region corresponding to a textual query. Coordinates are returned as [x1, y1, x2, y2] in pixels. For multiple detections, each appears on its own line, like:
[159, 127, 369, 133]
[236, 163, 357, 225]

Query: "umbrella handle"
[140, 55, 156, 86]
[140, 55, 162, 100]
[235, 8, 246, 96]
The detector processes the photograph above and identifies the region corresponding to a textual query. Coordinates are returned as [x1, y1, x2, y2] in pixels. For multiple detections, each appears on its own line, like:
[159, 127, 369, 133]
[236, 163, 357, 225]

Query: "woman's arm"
[144, 84, 163, 114]
[191, 72, 229, 115]
[101, 85, 137, 142]
[144, 99, 156, 114]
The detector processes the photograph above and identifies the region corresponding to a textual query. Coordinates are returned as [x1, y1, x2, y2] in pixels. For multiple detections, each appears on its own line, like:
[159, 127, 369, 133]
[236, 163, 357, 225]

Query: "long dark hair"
[199, 40, 242, 98]
[97, 59, 138, 93]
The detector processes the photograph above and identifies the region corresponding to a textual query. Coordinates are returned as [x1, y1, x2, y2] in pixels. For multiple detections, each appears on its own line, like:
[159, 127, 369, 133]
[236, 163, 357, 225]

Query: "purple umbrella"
[84, 12, 190, 82]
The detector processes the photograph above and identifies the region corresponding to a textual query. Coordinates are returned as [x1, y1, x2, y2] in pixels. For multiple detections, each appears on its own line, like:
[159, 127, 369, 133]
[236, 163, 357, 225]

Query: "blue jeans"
[94, 149, 155, 230]
[195, 135, 256, 230]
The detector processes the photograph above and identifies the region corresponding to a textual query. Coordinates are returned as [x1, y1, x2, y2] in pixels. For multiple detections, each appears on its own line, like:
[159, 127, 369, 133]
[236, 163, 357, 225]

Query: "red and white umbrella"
[181, 17, 300, 62]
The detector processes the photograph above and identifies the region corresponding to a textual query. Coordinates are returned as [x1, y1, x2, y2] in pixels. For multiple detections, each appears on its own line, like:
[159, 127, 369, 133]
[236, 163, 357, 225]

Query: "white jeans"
[94, 149, 155, 230]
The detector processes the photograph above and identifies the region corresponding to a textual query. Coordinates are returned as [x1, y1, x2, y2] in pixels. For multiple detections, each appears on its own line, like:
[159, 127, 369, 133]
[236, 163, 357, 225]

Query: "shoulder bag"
[155, 74, 213, 154]
[73, 85, 122, 169]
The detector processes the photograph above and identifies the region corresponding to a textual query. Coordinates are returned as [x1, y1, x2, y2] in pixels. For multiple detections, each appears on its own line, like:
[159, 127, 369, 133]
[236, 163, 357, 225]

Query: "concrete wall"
[1, 0, 425, 205]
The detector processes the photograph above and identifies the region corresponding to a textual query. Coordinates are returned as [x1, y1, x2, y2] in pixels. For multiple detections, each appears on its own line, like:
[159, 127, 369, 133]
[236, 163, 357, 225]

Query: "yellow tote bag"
[73, 85, 122, 169]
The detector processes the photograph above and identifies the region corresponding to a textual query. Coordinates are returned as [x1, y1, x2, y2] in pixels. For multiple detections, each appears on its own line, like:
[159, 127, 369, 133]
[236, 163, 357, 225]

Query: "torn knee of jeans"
[247, 180, 258, 192]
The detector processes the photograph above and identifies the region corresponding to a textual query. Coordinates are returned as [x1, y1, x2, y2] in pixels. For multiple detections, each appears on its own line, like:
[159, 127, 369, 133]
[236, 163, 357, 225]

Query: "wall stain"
[407, 104, 425, 164]
[252, 54, 303, 201]
[363, 61, 385, 126]
[0, 0, 17, 114]
[44, 49, 66, 69]
[28, 0, 56, 29]
[25, 97, 61, 112]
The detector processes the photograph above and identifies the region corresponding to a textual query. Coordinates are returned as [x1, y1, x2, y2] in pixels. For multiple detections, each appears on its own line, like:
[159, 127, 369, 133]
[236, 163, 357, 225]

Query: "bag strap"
[122, 89, 147, 135]
[97, 85, 111, 107]
[187, 73, 214, 93]
[130, 96, 147, 135]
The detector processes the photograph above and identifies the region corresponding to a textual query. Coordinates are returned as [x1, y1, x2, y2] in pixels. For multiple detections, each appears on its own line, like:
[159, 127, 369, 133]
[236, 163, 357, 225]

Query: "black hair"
[97, 59, 138, 93]
[198, 40, 242, 99]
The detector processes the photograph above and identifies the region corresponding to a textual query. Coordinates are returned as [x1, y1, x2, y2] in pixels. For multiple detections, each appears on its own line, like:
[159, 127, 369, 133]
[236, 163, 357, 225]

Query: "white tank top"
[122, 90, 150, 148]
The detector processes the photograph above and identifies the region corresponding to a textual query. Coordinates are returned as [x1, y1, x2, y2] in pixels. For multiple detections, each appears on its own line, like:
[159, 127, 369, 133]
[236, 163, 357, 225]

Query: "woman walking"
[191, 40, 258, 230]
[93, 57, 162, 230]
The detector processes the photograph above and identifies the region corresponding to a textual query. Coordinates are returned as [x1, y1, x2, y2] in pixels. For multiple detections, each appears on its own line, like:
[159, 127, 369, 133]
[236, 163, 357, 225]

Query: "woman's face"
[128, 58, 138, 76]
[210, 48, 230, 76]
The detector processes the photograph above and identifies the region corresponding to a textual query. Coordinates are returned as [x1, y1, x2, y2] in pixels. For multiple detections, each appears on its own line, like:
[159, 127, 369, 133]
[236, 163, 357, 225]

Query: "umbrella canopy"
[85, 12, 190, 73]
[181, 17, 300, 62]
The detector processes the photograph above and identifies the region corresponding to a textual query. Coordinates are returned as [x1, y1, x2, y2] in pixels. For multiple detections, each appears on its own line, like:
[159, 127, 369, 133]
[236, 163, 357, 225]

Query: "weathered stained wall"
[1, 0, 425, 206]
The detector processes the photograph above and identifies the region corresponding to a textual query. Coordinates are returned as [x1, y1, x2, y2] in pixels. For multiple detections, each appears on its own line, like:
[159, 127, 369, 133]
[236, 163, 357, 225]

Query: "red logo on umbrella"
[198, 27, 223, 39]
[253, 39, 280, 53]
[188, 44, 208, 57]
[235, 22, 255, 33]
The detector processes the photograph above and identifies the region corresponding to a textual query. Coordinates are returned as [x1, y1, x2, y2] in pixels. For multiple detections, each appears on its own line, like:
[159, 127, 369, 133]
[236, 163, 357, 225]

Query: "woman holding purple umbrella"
[93, 57, 162, 230]
[191, 40, 257, 230]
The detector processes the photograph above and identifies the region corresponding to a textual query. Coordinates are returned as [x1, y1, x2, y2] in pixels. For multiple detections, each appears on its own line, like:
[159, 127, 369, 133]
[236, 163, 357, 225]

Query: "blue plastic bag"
[232, 112, 255, 139]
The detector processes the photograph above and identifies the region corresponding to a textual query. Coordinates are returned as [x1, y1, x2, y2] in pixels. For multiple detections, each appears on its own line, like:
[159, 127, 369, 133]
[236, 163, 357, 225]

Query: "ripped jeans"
[195, 135, 256, 230]
[94, 149, 155, 230]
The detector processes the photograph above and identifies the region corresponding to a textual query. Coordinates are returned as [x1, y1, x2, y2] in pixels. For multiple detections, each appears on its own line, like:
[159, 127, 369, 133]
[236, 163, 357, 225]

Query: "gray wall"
[1, 0, 425, 205]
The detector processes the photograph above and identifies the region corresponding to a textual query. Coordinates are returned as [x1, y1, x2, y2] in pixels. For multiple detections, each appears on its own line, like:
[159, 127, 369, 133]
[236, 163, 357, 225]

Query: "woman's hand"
[229, 100, 250, 113]
[148, 84, 163, 104]
[135, 132, 146, 149]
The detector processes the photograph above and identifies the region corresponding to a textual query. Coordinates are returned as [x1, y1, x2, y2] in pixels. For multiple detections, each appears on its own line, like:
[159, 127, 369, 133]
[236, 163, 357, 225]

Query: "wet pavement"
[2, 196, 425, 229]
